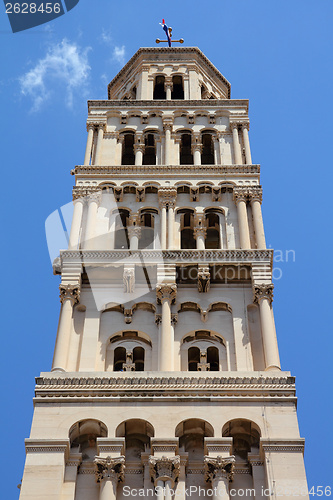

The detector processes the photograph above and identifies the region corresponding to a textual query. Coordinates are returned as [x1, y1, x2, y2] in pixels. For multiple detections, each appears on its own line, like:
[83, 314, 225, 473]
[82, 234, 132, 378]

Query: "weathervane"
[156, 19, 184, 47]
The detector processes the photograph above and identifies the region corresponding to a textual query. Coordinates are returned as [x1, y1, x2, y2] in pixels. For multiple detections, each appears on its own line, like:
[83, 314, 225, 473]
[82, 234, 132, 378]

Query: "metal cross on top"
[156, 19, 184, 47]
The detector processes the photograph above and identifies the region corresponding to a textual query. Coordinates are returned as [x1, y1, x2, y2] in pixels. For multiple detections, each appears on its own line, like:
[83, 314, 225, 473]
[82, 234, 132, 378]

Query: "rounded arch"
[116, 419, 155, 461]
[69, 419, 108, 462]
[153, 74, 166, 100]
[222, 419, 261, 461]
[176, 418, 214, 460]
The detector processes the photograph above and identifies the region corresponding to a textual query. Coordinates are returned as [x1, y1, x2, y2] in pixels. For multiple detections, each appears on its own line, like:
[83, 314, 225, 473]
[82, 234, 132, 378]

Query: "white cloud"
[113, 46, 126, 66]
[100, 29, 112, 46]
[19, 39, 91, 111]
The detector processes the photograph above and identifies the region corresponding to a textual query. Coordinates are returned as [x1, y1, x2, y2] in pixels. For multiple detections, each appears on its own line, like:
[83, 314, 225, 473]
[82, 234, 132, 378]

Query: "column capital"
[133, 143, 145, 154]
[193, 225, 207, 239]
[248, 186, 263, 203]
[149, 455, 180, 486]
[230, 121, 240, 130]
[86, 122, 96, 132]
[253, 283, 274, 305]
[233, 186, 249, 204]
[156, 283, 177, 304]
[88, 191, 102, 206]
[240, 121, 250, 130]
[158, 187, 177, 209]
[59, 284, 80, 305]
[204, 455, 235, 482]
[94, 455, 125, 484]
[127, 225, 142, 240]
[162, 118, 174, 132]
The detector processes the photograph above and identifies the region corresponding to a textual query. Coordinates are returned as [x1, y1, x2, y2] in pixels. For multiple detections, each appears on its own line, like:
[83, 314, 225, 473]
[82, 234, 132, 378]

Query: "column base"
[51, 367, 66, 373]
[265, 365, 281, 371]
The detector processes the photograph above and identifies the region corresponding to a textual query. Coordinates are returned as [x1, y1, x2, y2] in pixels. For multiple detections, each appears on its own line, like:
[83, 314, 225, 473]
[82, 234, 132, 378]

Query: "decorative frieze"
[74, 164, 260, 176]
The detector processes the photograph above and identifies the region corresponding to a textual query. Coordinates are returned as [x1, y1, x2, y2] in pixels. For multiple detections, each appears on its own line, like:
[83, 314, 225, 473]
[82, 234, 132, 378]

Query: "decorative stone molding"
[198, 350, 210, 371]
[261, 439, 305, 453]
[198, 266, 210, 293]
[124, 308, 133, 324]
[204, 455, 235, 482]
[136, 186, 145, 202]
[171, 313, 178, 326]
[123, 351, 135, 371]
[149, 456, 180, 485]
[233, 186, 263, 204]
[156, 283, 177, 304]
[123, 268, 135, 293]
[94, 455, 125, 483]
[104, 131, 119, 140]
[155, 313, 162, 326]
[253, 283, 274, 305]
[72, 185, 101, 201]
[74, 164, 260, 176]
[59, 284, 80, 305]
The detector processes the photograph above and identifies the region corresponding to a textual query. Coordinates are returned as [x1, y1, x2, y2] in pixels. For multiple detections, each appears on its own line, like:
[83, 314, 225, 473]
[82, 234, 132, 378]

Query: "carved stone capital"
[86, 122, 95, 132]
[88, 192, 102, 206]
[156, 283, 177, 304]
[194, 226, 207, 240]
[198, 267, 210, 293]
[204, 455, 235, 483]
[253, 283, 274, 305]
[158, 187, 177, 209]
[123, 268, 135, 293]
[240, 121, 250, 130]
[94, 455, 125, 484]
[248, 186, 263, 204]
[134, 143, 145, 154]
[162, 118, 174, 132]
[233, 186, 249, 204]
[230, 121, 239, 130]
[59, 284, 80, 304]
[191, 143, 203, 154]
[149, 455, 180, 486]
[127, 225, 142, 240]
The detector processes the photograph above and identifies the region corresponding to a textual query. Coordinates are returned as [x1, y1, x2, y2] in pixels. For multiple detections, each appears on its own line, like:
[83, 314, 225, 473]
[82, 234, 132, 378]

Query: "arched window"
[175, 419, 214, 462]
[180, 133, 193, 165]
[153, 76, 166, 99]
[201, 133, 214, 164]
[188, 346, 200, 371]
[171, 75, 184, 99]
[143, 133, 156, 165]
[207, 346, 219, 371]
[139, 210, 156, 249]
[114, 346, 126, 371]
[121, 133, 135, 165]
[222, 419, 261, 461]
[133, 346, 145, 371]
[114, 209, 130, 249]
[116, 419, 154, 462]
[179, 209, 196, 249]
[205, 211, 220, 249]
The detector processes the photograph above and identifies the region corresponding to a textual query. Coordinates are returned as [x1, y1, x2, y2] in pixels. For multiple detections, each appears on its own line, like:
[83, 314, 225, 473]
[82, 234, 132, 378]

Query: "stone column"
[159, 200, 167, 249]
[134, 133, 145, 165]
[156, 284, 177, 371]
[52, 284, 80, 371]
[194, 214, 207, 250]
[249, 187, 266, 249]
[84, 191, 101, 249]
[233, 188, 251, 249]
[230, 122, 242, 164]
[167, 197, 176, 249]
[253, 284, 281, 371]
[192, 136, 202, 165]
[217, 132, 225, 164]
[241, 122, 252, 164]
[84, 124, 95, 165]
[138, 65, 149, 99]
[205, 455, 235, 500]
[165, 78, 173, 100]
[213, 136, 219, 164]
[94, 124, 105, 165]
[159, 187, 177, 250]
[94, 456, 125, 500]
[68, 196, 85, 250]
[163, 119, 173, 165]
[127, 214, 141, 250]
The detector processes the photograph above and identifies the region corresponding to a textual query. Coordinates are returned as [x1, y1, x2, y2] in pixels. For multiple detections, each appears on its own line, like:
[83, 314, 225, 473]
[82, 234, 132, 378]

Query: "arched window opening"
[188, 346, 200, 371]
[139, 210, 155, 249]
[114, 209, 130, 249]
[207, 346, 219, 371]
[176, 419, 214, 462]
[205, 212, 220, 249]
[179, 209, 196, 249]
[130, 86, 136, 99]
[133, 346, 145, 371]
[153, 76, 166, 99]
[171, 75, 184, 99]
[143, 133, 156, 165]
[180, 133, 193, 165]
[201, 133, 214, 164]
[114, 346, 126, 371]
[116, 419, 154, 462]
[70, 420, 107, 462]
[121, 133, 135, 165]
[222, 420, 261, 462]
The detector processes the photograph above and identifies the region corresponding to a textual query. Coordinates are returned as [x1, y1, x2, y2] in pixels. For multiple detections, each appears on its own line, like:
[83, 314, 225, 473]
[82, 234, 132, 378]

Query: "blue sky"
[0, 0, 332, 496]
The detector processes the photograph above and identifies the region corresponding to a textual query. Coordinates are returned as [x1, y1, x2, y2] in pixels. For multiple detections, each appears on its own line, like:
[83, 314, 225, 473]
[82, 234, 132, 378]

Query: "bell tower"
[19, 47, 309, 500]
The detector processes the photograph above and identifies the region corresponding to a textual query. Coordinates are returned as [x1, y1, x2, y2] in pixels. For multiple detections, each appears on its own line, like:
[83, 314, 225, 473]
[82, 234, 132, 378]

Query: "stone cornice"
[73, 164, 260, 178]
[59, 249, 273, 268]
[89, 99, 248, 110]
[34, 373, 296, 401]
[261, 439, 305, 454]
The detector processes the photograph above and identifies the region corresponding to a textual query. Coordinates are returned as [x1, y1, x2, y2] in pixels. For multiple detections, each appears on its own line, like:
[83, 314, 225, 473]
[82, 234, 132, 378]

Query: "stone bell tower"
[19, 47, 309, 500]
